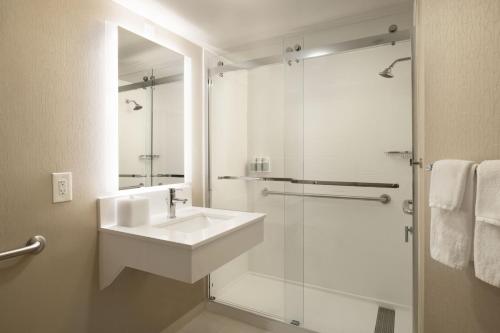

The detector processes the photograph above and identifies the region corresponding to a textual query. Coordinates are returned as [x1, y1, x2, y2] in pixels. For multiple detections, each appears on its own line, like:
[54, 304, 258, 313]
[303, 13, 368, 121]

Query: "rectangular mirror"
[118, 27, 185, 190]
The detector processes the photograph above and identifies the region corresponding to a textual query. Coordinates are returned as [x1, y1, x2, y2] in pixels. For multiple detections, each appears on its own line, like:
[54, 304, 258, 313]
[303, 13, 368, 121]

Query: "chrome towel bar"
[218, 176, 399, 189]
[262, 188, 391, 204]
[0, 235, 46, 261]
[120, 174, 185, 178]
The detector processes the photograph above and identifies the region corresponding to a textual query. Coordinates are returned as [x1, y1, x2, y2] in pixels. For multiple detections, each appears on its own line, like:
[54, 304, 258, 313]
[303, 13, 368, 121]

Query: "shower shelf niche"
[385, 150, 412, 159]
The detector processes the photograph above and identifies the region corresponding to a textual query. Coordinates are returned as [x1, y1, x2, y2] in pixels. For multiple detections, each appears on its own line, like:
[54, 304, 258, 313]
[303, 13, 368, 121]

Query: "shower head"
[126, 99, 143, 110]
[379, 67, 394, 78]
[379, 57, 411, 78]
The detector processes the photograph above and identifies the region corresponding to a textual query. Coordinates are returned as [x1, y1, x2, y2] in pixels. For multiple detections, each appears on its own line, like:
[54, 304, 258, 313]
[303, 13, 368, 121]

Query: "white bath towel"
[474, 160, 500, 287]
[429, 160, 475, 210]
[430, 161, 476, 269]
[474, 221, 500, 287]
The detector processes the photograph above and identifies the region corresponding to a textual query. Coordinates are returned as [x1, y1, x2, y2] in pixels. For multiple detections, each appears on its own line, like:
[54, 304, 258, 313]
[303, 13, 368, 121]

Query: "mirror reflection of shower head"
[125, 99, 143, 110]
[379, 57, 411, 78]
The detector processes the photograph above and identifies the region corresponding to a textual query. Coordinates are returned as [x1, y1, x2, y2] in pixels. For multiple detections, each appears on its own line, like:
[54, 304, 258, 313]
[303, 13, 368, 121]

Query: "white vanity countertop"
[99, 206, 265, 250]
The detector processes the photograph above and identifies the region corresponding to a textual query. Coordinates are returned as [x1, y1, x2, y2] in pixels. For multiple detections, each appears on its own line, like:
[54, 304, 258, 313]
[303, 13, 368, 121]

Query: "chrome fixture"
[262, 188, 391, 204]
[138, 154, 160, 160]
[385, 151, 413, 160]
[208, 30, 410, 76]
[167, 188, 188, 218]
[119, 174, 184, 178]
[405, 226, 414, 243]
[0, 235, 46, 261]
[379, 57, 411, 78]
[218, 176, 399, 189]
[217, 60, 224, 78]
[403, 199, 414, 215]
[119, 74, 183, 92]
[125, 99, 143, 110]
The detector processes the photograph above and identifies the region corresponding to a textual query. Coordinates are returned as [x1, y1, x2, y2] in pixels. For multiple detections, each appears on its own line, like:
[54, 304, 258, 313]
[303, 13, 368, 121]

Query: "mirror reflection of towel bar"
[119, 174, 184, 178]
[262, 188, 391, 204]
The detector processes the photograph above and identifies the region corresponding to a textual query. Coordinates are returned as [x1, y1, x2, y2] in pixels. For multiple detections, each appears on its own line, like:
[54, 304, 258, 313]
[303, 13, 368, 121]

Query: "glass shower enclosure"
[207, 29, 414, 333]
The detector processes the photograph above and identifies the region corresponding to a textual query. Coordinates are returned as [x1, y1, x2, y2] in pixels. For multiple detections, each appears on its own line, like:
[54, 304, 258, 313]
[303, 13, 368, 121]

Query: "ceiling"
[149, 0, 411, 50]
[118, 27, 184, 82]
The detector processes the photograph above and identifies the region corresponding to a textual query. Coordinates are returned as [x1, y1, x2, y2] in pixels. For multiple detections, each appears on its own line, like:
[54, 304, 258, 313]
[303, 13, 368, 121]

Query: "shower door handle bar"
[218, 176, 399, 189]
[262, 188, 391, 204]
[0, 235, 46, 262]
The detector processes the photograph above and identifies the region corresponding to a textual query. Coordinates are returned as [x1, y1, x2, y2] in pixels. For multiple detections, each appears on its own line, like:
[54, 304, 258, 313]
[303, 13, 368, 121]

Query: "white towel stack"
[429, 160, 476, 269]
[474, 160, 500, 287]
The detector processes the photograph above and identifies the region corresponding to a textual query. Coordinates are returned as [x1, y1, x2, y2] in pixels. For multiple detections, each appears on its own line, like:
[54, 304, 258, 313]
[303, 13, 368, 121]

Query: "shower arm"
[387, 57, 411, 69]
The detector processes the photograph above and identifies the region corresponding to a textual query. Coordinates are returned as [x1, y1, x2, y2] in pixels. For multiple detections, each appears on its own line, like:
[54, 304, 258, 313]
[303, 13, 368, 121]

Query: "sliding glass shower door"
[208, 37, 306, 325]
[208, 35, 413, 333]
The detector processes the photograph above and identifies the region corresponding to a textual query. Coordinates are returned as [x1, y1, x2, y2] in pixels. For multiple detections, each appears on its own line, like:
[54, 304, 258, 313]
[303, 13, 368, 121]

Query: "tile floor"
[177, 310, 273, 333]
[213, 272, 412, 333]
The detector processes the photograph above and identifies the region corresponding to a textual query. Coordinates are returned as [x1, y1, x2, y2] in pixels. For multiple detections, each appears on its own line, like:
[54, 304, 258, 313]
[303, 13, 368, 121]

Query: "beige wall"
[0, 1, 205, 332]
[416, 1, 500, 332]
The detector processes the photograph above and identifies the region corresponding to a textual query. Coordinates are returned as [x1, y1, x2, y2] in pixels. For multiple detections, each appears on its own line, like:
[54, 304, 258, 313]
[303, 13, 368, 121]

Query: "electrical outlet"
[52, 172, 72, 203]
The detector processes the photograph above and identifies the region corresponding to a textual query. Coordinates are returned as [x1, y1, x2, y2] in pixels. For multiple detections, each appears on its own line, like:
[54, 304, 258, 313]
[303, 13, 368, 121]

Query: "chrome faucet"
[167, 188, 187, 218]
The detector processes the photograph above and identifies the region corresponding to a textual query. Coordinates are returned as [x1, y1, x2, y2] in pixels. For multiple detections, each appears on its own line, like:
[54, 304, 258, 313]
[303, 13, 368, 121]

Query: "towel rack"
[0, 235, 46, 262]
[120, 174, 185, 178]
[262, 188, 391, 204]
[218, 176, 399, 189]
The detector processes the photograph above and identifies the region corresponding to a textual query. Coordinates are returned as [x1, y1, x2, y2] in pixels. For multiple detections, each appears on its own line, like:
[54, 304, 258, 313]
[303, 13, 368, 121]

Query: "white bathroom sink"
[98, 205, 265, 288]
[155, 212, 232, 234]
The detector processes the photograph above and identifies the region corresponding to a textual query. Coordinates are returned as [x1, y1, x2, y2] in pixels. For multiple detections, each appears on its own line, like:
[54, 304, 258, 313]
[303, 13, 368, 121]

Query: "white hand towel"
[429, 160, 475, 210]
[474, 160, 500, 287]
[430, 162, 476, 269]
[475, 160, 500, 226]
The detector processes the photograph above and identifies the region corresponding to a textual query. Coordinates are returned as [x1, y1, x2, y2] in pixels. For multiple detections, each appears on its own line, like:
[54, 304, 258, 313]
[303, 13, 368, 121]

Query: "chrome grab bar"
[154, 174, 184, 178]
[262, 188, 391, 204]
[218, 176, 399, 189]
[0, 235, 46, 261]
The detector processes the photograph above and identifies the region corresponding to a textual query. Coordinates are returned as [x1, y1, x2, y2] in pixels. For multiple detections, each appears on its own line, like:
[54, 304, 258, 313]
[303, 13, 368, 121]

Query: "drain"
[374, 307, 395, 333]
[290, 320, 300, 326]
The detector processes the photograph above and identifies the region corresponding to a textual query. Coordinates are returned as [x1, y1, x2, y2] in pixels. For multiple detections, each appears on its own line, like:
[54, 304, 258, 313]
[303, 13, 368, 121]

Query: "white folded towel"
[430, 160, 476, 269]
[475, 160, 500, 226]
[474, 160, 500, 287]
[429, 160, 475, 210]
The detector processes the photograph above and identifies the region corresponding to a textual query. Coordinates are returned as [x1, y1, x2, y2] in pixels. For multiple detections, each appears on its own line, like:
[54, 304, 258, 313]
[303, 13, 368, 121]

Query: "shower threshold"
[210, 272, 411, 333]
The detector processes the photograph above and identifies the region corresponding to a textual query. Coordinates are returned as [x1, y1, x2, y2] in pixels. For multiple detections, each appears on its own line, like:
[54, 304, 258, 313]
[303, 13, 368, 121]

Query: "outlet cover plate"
[52, 172, 72, 203]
